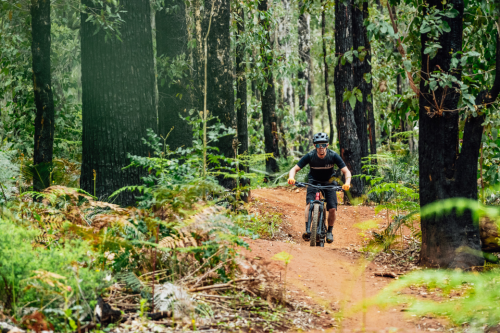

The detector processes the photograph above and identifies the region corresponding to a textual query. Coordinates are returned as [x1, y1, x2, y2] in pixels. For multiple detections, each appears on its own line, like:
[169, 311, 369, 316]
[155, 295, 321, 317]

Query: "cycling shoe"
[302, 232, 311, 241]
[326, 232, 334, 243]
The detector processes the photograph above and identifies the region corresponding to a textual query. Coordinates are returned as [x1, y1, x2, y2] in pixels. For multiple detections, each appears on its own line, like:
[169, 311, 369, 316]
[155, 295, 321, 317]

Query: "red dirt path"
[239, 187, 435, 333]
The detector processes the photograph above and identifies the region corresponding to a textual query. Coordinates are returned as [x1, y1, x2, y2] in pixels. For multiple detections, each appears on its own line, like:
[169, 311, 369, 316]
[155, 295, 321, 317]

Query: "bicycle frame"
[295, 182, 343, 246]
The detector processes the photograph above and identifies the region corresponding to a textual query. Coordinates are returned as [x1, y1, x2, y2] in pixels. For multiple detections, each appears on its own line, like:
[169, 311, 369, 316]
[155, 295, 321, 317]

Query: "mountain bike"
[295, 182, 343, 247]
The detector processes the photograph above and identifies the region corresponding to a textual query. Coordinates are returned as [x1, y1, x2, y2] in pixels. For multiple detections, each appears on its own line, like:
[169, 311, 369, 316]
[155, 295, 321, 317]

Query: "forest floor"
[239, 187, 447, 332]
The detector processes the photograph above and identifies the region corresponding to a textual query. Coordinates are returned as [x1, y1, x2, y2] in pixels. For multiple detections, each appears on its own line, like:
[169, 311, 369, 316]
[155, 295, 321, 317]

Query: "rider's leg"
[304, 203, 310, 224]
[325, 188, 338, 243]
[328, 208, 336, 226]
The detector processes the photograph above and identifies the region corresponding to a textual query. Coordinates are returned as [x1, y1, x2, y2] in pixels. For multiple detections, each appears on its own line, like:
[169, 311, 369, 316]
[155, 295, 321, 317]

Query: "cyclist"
[287, 132, 351, 243]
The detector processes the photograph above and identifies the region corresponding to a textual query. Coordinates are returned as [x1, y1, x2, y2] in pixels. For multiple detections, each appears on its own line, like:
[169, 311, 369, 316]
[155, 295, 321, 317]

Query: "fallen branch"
[190, 258, 232, 289]
[189, 278, 258, 292]
[374, 271, 398, 278]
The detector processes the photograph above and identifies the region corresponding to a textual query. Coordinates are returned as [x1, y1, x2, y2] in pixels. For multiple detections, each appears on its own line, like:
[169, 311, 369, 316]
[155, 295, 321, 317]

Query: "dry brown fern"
[158, 230, 197, 249]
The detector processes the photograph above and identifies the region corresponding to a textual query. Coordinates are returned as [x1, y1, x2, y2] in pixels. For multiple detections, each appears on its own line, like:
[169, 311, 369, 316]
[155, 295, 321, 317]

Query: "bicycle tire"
[310, 204, 320, 246]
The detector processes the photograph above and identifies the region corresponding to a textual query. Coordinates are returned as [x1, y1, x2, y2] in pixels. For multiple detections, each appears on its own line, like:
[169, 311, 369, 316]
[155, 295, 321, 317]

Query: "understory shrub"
[0, 216, 109, 316]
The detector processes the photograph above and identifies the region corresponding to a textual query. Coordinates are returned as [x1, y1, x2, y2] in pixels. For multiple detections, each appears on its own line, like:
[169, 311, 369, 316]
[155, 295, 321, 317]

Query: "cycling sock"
[327, 226, 333, 233]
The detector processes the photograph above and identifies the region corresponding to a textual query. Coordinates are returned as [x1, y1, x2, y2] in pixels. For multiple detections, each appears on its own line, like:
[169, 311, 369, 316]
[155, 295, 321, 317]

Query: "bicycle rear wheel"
[310, 204, 320, 247]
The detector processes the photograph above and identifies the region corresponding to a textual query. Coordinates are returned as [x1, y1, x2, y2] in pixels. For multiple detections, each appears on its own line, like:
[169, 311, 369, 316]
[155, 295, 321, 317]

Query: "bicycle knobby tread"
[310, 204, 320, 246]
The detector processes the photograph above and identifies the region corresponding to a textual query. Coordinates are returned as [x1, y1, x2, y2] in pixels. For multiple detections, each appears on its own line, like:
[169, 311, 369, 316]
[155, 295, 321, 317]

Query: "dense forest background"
[1, 0, 500, 264]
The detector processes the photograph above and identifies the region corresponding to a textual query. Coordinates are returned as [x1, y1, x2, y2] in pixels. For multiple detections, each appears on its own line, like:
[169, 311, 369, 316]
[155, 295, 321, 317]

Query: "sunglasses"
[315, 143, 328, 148]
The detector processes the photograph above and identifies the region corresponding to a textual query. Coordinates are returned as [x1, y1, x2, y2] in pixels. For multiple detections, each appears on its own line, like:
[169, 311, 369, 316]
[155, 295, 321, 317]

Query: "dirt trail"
[241, 187, 432, 333]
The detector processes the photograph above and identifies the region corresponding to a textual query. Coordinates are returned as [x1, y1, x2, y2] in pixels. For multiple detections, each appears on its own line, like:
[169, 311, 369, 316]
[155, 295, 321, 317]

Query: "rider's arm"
[341, 166, 351, 187]
[288, 165, 301, 184]
[289, 165, 301, 180]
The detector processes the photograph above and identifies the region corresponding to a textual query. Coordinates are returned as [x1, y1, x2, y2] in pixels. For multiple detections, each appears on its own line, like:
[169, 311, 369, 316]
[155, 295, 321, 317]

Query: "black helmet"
[313, 132, 329, 143]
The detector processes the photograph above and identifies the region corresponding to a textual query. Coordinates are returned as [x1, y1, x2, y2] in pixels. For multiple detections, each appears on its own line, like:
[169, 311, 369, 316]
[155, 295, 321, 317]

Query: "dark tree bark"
[363, 2, 377, 159]
[334, 0, 364, 197]
[236, 8, 248, 157]
[280, 0, 294, 116]
[352, 2, 369, 163]
[31, 0, 55, 190]
[418, 0, 500, 269]
[80, 0, 157, 205]
[321, 5, 334, 146]
[156, 0, 191, 150]
[259, 0, 279, 174]
[192, 0, 235, 189]
[235, 7, 249, 202]
[277, 85, 288, 159]
[298, 1, 313, 150]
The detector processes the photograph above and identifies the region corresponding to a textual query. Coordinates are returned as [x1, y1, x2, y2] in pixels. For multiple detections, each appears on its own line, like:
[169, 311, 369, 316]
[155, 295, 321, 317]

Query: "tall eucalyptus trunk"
[31, 0, 55, 191]
[419, 0, 500, 268]
[156, 0, 191, 150]
[259, 0, 279, 174]
[352, 1, 369, 162]
[321, 4, 334, 145]
[298, 1, 313, 150]
[363, 1, 376, 159]
[236, 8, 248, 157]
[334, 0, 363, 197]
[80, 0, 157, 205]
[193, 0, 235, 188]
[280, 0, 294, 118]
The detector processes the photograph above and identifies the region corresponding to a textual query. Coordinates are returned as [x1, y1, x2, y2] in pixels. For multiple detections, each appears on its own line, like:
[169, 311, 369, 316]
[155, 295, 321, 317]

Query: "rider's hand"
[342, 184, 351, 191]
[288, 178, 296, 185]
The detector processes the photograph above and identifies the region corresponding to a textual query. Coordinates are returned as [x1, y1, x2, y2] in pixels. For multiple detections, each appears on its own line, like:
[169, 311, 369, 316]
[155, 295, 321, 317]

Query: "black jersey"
[297, 149, 346, 182]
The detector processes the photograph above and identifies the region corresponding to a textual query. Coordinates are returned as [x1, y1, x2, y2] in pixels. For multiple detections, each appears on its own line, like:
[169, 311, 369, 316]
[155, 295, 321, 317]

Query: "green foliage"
[233, 210, 282, 239]
[0, 216, 109, 315]
[374, 269, 500, 329]
[0, 147, 20, 200]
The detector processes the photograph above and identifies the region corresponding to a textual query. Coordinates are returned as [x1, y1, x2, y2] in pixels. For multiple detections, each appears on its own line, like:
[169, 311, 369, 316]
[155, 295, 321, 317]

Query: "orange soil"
[239, 187, 436, 333]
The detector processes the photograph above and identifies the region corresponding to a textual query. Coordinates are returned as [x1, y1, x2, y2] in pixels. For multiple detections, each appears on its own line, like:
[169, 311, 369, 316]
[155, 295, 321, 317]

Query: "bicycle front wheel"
[310, 204, 320, 247]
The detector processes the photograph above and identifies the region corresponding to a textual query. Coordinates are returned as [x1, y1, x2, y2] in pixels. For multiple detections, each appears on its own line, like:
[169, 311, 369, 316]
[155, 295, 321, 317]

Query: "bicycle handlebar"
[294, 182, 343, 191]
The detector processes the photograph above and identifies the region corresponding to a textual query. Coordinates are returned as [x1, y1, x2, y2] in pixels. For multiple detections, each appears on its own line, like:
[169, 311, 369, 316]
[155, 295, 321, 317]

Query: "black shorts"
[305, 181, 338, 210]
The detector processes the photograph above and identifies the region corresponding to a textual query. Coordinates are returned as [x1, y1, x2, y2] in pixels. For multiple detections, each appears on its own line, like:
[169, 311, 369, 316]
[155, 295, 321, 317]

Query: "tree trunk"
[321, 5, 334, 146]
[352, 1, 369, 162]
[156, 0, 191, 150]
[363, 2, 377, 160]
[335, 0, 363, 198]
[31, 0, 55, 191]
[418, 0, 500, 269]
[277, 84, 288, 159]
[259, 0, 279, 174]
[236, 7, 249, 202]
[298, 1, 312, 151]
[280, 0, 294, 117]
[80, 0, 157, 205]
[193, 0, 236, 188]
[236, 8, 248, 157]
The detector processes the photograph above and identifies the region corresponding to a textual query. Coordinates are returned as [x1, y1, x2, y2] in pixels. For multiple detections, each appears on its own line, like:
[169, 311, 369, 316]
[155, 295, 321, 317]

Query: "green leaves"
[340, 46, 367, 66]
[343, 87, 363, 110]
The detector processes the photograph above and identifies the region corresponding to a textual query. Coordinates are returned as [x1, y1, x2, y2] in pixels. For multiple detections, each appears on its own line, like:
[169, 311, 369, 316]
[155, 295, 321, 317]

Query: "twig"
[181, 249, 223, 282]
[191, 258, 232, 289]
[386, 2, 420, 96]
[189, 278, 257, 292]
[195, 294, 236, 299]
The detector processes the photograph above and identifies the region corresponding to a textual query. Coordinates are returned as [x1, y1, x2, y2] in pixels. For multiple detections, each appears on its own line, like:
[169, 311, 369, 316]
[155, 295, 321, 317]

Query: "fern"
[116, 271, 148, 293]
